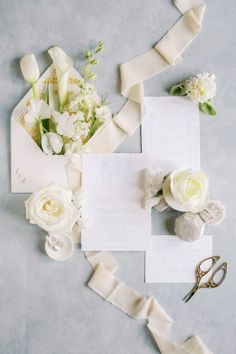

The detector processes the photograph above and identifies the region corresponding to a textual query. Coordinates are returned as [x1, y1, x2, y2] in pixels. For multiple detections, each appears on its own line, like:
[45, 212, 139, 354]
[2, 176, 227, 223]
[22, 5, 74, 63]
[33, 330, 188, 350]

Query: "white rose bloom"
[25, 184, 79, 232]
[163, 169, 209, 213]
[95, 105, 112, 121]
[185, 72, 216, 103]
[41, 132, 63, 155]
[53, 111, 76, 138]
[24, 99, 51, 126]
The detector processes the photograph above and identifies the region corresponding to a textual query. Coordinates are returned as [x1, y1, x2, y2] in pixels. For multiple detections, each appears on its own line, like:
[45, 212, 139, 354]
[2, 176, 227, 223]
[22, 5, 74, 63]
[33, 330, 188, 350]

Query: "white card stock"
[146, 235, 213, 283]
[81, 154, 151, 251]
[142, 97, 200, 170]
[142, 97, 212, 283]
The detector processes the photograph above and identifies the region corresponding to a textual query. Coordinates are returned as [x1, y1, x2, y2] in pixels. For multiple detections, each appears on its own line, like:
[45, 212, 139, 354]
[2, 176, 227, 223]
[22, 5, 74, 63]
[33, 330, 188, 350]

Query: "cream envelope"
[11, 64, 113, 193]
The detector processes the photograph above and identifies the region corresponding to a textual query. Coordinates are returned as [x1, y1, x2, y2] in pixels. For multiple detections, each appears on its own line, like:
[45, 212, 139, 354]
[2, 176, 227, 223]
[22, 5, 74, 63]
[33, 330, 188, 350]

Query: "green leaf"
[169, 82, 187, 96]
[94, 40, 104, 53]
[155, 190, 163, 198]
[199, 101, 217, 116]
[42, 118, 50, 133]
[90, 59, 99, 66]
[85, 50, 91, 59]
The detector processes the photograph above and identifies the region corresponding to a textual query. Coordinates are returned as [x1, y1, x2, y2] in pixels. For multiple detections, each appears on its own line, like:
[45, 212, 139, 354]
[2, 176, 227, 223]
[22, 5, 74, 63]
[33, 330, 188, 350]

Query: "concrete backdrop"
[0, 1, 235, 353]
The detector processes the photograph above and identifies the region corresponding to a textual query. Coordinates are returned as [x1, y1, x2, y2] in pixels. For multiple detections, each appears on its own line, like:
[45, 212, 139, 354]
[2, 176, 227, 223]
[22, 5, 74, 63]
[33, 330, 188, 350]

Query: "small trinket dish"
[45, 233, 73, 261]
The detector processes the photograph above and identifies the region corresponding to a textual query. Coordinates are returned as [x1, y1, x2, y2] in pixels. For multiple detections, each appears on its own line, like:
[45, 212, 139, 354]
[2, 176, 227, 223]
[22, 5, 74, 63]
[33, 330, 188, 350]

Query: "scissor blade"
[184, 290, 196, 303]
[183, 285, 199, 303]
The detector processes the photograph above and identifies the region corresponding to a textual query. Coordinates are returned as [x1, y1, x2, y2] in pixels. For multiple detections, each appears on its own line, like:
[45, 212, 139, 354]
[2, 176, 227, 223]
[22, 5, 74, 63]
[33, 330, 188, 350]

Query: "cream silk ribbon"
[67, 0, 213, 353]
[86, 0, 205, 154]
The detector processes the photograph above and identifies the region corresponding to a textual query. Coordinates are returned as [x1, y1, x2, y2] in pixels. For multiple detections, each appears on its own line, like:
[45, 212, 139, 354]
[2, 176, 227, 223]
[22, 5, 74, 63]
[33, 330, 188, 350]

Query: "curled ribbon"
[67, 1, 213, 353]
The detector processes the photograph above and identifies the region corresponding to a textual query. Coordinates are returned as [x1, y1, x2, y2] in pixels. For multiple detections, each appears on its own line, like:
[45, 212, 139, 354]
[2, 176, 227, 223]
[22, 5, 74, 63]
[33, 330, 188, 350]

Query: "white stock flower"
[68, 94, 81, 111]
[74, 111, 85, 121]
[25, 184, 79, 232]
[53, 111, 76, 138]
[74, 121, 90, 139]
[20, 54, 39, 83]
[41, 132, 63, 155]
[84, 83, 95, 93]
[24, 99, 51, 126]
[95, 105, 111, 121]
[163, 169, 209, 213]
[144, 169, 166, 208]
[48, 46, 73, 107]
[64, 140, 88, 161]
[185, 72, 216, 103]
[85, 93, 101, 110]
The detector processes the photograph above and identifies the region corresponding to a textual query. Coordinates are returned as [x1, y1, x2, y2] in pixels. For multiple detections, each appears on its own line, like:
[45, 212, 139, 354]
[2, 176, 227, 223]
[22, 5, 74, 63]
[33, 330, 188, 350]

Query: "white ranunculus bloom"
[24, 99, 51, 126]
[53, 111, 76, 138]
[48, 46, 73, 108]
[95, 105, 111, 121]
[25, 184, 79, 232]
[185, 72, 216, 103]
[41, 132, 63, 155]
[20, 54, 40, 83]
[163, 169, 209, 213]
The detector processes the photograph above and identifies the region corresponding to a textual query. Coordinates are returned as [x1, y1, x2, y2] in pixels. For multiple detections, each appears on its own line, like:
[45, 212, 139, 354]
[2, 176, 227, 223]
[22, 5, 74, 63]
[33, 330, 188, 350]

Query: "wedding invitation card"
[142, 97, 212, 283]
[142, 97, 200, 170]
[81, 154, 151, 251]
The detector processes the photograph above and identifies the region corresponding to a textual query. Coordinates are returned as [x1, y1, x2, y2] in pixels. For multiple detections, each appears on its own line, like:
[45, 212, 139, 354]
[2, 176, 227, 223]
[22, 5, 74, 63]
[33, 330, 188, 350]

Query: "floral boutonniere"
[169, 72, 217, 116]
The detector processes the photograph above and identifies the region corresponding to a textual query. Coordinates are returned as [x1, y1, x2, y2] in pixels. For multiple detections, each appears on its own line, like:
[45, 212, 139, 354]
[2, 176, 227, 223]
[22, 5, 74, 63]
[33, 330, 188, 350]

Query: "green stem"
[39, 120, 44, 145]
[58, 100, 64, 114]
[32, 81, 37, 99]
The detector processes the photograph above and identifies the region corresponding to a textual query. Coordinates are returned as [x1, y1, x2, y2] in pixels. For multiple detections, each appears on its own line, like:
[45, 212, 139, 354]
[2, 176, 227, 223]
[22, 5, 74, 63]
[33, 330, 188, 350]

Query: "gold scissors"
[183, 256, 227, 303]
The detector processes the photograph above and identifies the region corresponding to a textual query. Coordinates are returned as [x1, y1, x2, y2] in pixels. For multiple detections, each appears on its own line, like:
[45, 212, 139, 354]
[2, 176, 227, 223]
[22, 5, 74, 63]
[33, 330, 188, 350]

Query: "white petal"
[38, 100, 51, 119]
[41, 134, 53, 155]
[48, 46, 73, 105]
[20, 54, 39, 83]
[41, 133, 63, 155]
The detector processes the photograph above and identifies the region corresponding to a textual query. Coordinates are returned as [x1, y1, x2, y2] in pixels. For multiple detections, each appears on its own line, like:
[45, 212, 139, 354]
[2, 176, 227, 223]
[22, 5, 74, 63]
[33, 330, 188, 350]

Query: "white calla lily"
[41, 132, 63, 155]
[48, 46, 73, 112]
[24, 99, 51, 127]
[20, 54, 40, 98]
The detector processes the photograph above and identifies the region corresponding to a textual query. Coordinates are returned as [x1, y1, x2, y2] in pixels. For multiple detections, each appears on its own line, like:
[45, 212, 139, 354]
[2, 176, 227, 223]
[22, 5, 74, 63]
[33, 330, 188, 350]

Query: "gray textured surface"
[0, 1, 236, 353]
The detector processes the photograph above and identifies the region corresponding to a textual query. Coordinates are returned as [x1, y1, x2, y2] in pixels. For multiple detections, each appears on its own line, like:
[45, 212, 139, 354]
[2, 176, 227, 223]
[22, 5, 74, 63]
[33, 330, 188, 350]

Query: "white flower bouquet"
[20, 41, 112, 160]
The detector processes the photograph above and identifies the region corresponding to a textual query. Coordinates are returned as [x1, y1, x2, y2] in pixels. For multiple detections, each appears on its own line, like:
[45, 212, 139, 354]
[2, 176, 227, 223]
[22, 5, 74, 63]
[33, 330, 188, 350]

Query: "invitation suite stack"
[11, 1, 215, 353]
